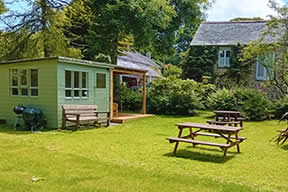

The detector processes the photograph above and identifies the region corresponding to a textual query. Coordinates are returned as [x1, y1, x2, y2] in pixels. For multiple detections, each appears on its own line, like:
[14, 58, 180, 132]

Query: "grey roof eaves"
[0, 56, 116, 69]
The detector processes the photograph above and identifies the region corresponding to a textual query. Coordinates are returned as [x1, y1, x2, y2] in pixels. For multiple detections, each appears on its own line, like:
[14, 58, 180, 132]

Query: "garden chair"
[273, 112, 288, 145]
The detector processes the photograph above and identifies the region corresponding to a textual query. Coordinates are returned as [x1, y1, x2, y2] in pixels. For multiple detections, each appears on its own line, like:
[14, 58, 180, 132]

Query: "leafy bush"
[273, 95, 288, 119]
[147, 76, 209, 115]
[238, 89, 271, 120]
[118, 84, 142, 112]
[208, 88, 272, 120]
[163, 64, 183, 78]
[208, 89, 238, 110]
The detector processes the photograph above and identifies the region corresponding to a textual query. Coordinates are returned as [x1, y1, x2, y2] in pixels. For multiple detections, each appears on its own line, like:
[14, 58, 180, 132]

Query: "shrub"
[273, 95, 288, 119]
[147, 76, 205, 115]
[208, 88, 272, 120]
[238, 89, 272, 120]
[118, 84, 142, 112]
[208, 89, 238, 110]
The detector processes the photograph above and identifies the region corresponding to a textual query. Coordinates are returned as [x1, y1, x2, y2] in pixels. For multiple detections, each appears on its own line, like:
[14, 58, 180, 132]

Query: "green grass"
[0, 111, 288, 192]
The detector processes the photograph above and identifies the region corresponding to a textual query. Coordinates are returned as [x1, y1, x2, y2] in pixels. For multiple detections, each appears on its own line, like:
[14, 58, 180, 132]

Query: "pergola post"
[142, 73, 147, 114]
[110, 70, 114, 119]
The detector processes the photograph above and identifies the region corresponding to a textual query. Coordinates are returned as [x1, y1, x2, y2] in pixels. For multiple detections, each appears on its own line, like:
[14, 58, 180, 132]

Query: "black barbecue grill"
[13, 105, 45, 131]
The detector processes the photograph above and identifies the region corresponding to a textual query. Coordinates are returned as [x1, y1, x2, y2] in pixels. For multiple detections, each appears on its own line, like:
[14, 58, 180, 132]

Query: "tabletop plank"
[176, 122, 242, 132]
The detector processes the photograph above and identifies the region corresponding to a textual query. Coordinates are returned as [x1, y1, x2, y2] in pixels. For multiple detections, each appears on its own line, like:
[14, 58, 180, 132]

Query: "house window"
[65, 70, 88, 98]
[96, 73, 106, 88]
[10, 69, 39, 96]
[256, 53, 274, 80]
[218, 49, 231, 67]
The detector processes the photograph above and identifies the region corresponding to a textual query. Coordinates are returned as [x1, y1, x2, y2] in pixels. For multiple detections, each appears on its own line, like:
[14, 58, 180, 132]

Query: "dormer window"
[218, 48, 231, 67]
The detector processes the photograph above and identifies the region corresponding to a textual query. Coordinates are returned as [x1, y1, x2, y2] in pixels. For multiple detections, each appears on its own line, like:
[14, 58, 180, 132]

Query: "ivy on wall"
[180, 46, 218, 82]
[181, 44, 254, 87]
[218, 43, 255, 87]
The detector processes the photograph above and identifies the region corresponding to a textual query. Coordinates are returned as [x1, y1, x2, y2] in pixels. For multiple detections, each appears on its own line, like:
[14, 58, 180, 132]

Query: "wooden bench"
[61, 105, 110, 130]
[206, 120, 241, 127]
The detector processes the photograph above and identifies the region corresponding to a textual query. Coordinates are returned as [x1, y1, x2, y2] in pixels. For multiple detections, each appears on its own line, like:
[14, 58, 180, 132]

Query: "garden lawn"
[0, 111, 287, 192]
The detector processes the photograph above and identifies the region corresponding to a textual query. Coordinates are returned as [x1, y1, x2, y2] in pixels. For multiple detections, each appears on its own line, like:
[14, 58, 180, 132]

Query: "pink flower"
[256, 83, 260, 91]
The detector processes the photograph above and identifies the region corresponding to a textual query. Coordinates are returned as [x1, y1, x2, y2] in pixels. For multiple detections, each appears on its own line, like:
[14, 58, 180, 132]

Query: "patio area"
[111, 113, 155, 124]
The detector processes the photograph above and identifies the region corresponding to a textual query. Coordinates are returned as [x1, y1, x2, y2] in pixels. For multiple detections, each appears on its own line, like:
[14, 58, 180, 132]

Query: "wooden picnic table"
[214, 110, 244, 127]
[167, 122, 246, 157]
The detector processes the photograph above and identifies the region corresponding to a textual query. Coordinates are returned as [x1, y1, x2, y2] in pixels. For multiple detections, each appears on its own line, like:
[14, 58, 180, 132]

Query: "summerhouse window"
[218, 48, 231, 67]
[65, 70, 88, 98]
[10, 69, 39, 97]
[96, 73, 106, 88]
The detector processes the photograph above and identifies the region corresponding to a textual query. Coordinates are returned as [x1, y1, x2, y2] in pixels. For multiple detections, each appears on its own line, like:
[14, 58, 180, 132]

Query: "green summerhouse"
[0, 57, 115, 128]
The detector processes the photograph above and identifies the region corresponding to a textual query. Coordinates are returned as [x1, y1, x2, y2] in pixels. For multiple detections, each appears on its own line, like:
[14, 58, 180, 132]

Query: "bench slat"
[166, 137, 230, 148]
[61, 105, 109, 130]
[63, 105, 97, 110]
[207, 120, 241, 125]
[195, 132, 247, 140]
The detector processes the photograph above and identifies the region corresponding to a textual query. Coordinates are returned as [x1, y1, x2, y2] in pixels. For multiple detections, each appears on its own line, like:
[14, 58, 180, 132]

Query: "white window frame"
[9, 68, 39, 97]
[65, 70, 88, 99]
[256, 53, 275, 81]
[218, 48, 231, 67]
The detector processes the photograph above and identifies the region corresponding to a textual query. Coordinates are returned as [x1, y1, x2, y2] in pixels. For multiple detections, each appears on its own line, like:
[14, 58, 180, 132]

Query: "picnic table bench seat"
[206, 120, 241, 126]
[167, 137, 231, 148]
[195, 132, 247, 141]
[61, 105, 110, 130]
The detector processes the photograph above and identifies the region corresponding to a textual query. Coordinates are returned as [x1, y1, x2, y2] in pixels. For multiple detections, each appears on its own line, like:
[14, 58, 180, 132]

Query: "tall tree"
[0, 0, 7, 14]
[65, 0, 210, 64]
[0, 0, 81, 60]
[157, 0, 211, 64]
[85, 0, 176, 63]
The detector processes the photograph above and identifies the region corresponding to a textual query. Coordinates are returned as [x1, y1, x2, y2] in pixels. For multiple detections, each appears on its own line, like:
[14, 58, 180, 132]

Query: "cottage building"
[190, 20, 277, 82]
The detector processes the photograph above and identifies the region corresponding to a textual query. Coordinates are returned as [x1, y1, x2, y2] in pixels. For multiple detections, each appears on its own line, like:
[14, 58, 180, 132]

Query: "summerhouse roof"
[190, 20, 277, 46]
[0, 56, 115, 69]
[117, 52, 161, 77]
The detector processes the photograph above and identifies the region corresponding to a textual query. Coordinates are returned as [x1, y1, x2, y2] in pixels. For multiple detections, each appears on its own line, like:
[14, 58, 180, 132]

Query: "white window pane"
[20, 70, 27, 86]
[31, 89, 38, 96]
[65, 71, 71, 88]
[11, 69, 18, 86]
[74, 72, 80, 88]
[257, 62, 264, 78]
[30, 69, 38, 87]
[225, 51, 230, 66]
[12, 88, 18, 96]
[82, 72, 87, 88]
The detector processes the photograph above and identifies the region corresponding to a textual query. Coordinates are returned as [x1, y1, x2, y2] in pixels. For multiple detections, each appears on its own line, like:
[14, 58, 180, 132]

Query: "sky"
[207, 0, 288, 21]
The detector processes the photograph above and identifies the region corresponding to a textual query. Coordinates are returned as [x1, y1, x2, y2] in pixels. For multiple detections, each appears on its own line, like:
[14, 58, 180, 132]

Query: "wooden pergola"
[110, 66, 147, 119]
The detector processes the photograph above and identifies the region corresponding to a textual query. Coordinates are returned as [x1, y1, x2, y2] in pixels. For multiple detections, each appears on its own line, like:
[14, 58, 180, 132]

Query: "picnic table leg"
[223, 133, 231, 157]
[235, 131, 240, 153]
[173, 128, 183, 154]
[189, 128, 196, 147]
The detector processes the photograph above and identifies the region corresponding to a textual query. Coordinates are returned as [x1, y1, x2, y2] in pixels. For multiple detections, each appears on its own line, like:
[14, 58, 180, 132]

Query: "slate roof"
[117, 52, 161, 77]
[191, 21, 277, 46]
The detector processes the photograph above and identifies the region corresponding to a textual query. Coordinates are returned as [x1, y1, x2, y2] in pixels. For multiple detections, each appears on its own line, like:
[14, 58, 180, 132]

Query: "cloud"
[207, 0, 285, 21]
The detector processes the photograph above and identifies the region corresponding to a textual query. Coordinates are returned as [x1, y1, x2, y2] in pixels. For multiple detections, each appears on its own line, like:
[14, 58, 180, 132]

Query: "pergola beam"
[110, 68, 147, 120]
